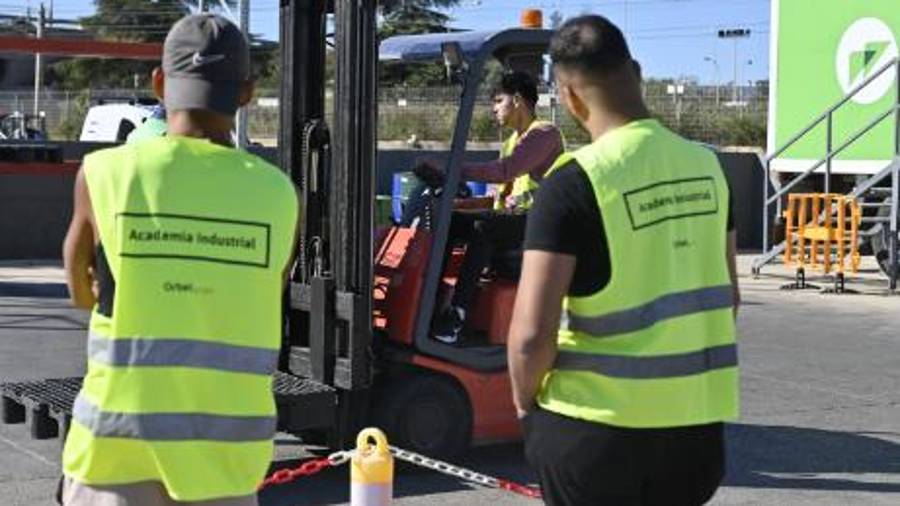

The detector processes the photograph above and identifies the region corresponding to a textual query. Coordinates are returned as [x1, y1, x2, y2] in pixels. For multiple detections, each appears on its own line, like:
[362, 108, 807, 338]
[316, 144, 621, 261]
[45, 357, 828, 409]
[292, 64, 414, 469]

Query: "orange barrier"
[783, 193, 861, 275]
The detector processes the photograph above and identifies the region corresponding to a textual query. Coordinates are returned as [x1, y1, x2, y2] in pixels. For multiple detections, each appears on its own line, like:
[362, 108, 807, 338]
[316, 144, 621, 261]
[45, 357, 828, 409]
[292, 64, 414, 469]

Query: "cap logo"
[191, 52, 226, 67]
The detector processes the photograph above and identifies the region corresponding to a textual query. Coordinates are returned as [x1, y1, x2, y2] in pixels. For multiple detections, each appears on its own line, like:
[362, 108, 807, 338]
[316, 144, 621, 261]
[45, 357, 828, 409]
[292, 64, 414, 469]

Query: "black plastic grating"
[2, 372, 332, 418]
[1, 377, 81, 418]
[273, 371, 335, 396]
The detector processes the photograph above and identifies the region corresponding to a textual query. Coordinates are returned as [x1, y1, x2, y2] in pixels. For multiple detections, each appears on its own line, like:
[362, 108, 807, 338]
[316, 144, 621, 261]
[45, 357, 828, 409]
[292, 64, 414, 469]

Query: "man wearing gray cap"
[61, 14, 299, 506]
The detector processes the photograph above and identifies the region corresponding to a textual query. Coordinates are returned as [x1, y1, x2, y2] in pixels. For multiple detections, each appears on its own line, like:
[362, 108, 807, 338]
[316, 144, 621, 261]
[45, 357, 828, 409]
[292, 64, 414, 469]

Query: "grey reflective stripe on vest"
[566, 285, 734, 338]
[73, 395, 276, 442]
[88, 333, 278, 376]
[555, 343, 737, 379]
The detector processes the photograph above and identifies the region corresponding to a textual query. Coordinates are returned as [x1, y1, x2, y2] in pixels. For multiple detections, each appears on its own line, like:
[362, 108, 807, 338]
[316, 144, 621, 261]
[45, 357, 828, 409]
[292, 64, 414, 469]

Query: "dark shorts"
[522, 408, 725, 506]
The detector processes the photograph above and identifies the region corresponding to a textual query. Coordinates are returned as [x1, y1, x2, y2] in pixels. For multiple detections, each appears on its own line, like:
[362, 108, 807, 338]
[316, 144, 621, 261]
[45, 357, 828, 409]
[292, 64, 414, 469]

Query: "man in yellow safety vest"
[430, 71, 563, 343]
[508, 15, 740, 505]
[61, 14, 299, 506]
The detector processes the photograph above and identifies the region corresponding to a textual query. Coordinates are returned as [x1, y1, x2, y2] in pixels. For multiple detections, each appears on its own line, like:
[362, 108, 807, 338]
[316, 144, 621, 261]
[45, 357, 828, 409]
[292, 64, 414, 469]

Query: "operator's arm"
[508, 250, 574, 418]
[63, 167, 97, 310]
[462, 126, 562, 184]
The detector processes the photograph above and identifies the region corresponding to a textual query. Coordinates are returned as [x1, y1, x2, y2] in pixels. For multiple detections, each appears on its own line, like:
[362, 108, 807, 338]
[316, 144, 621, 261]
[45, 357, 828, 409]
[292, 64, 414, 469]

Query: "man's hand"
[414, 156, 441, 172]
[508, 250, 576, 417]
[413, 157, 446, 188]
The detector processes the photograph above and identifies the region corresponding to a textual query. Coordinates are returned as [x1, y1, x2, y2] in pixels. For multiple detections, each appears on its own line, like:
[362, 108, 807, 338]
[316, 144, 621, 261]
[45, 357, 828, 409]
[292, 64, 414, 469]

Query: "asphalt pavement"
[0, 257, 898, 505]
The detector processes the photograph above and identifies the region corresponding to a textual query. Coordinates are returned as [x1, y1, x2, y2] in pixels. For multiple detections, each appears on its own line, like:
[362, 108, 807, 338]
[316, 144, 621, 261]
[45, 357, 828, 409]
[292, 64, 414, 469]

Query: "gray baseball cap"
[162, 14, 250, 116]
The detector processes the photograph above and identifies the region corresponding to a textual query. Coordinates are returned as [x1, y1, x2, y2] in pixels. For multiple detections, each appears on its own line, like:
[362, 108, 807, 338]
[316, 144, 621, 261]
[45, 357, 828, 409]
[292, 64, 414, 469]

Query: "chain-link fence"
[0, 83, 768, 147]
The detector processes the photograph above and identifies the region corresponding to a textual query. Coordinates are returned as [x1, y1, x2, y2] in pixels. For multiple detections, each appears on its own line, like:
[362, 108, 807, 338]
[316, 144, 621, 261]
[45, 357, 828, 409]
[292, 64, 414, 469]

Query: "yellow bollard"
[351, 428, 394, 506]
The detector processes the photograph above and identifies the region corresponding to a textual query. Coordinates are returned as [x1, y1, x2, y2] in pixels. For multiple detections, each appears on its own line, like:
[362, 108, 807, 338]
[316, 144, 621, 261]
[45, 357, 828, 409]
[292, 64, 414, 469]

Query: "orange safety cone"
[351, 428, 394, 505]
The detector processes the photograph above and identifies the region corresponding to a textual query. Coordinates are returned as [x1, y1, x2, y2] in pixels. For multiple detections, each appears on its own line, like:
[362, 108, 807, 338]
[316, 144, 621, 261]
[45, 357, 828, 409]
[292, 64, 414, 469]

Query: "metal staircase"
[753, 58, 900, 291]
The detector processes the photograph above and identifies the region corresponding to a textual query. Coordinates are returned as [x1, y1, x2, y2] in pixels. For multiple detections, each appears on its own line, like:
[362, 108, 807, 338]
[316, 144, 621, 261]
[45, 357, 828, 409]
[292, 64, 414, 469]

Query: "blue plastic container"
[391, 172, 419, 223]
[392, 173, 489, 223]
[466, 181, 487, 196]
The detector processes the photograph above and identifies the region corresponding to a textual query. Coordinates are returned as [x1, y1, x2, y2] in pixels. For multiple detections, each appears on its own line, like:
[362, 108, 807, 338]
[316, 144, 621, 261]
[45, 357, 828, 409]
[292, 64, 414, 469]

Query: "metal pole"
[732, 38, 738, 104]
[891, 162, 898, 291]
[714, 60, 720, 107]
[890, 62, 900, 291]
[704, 56, 719, 107]
[235, 0, 249, 148]
[675, 84, 682, 130]
[763, 158, 770, 254]
[198, 0, 206, 12]
[33, 2, 45, 117]
[825, 112, 832, 195]
[895, 61, 900, 158]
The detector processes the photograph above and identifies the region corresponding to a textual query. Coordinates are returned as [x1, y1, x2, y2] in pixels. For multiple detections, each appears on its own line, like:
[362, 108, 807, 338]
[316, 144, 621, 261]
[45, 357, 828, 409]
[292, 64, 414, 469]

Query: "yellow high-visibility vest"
[538, 119, 739, 428]
[63, 135, 298, 501]
[494, 119, 557, 211]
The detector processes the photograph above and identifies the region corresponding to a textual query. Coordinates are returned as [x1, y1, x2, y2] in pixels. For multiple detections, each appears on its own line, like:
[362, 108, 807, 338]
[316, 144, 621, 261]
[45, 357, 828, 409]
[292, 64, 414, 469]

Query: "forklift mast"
[279, 0, 377, 440]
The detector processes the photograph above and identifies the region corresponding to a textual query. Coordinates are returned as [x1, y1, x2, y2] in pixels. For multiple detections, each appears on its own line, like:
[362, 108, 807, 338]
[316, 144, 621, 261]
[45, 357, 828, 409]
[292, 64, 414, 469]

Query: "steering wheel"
[399, 163, 472, 228]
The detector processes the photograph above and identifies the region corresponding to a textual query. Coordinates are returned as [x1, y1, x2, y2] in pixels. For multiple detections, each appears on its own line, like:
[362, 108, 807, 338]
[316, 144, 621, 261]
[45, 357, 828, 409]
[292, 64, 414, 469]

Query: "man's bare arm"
[63, 168, 97, 310]
[461, 127, 563, 183]
[726, 230, 740, 318]
[508, 250, 576, 418]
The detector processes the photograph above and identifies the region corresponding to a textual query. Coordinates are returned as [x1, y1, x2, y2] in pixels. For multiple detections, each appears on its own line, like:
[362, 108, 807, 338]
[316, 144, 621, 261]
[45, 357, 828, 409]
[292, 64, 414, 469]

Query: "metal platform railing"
[753, 58, 900, 290]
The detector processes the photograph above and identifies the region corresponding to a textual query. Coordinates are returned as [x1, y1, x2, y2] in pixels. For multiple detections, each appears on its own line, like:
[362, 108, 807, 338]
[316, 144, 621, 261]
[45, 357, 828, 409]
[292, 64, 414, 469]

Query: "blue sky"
[33, 0, 770, 85]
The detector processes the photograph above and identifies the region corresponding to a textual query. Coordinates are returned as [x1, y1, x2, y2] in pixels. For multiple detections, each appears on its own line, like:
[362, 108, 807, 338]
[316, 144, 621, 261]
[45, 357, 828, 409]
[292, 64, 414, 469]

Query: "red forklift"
[1, 0, 555, 459]
[278, 0, 554, 456]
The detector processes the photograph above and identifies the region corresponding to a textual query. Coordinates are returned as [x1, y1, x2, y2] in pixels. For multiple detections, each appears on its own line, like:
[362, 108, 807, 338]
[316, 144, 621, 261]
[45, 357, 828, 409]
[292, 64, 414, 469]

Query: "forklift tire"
[871, 198, 898, 277]
[371, 373, 472, 460]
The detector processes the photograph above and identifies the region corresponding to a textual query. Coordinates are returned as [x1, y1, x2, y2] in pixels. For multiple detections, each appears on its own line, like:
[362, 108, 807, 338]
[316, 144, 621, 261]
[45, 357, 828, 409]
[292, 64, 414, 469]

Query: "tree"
[378, 0, 461, 86]
[49, 0, 186, 90]
[380, 3, 453, 39]
[50, 1, 276, 91]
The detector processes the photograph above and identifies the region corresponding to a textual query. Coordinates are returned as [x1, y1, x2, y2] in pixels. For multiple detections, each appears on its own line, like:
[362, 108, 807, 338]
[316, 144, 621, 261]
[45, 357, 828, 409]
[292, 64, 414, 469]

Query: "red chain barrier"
[257, 450, 543, 501]
[258, 457, 334, 490]
[497, 478, 543, 499]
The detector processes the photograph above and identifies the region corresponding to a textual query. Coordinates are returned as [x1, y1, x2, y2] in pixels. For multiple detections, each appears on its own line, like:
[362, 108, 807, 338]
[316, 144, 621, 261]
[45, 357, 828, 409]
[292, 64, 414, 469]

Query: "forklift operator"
[425, 71, 563, 344]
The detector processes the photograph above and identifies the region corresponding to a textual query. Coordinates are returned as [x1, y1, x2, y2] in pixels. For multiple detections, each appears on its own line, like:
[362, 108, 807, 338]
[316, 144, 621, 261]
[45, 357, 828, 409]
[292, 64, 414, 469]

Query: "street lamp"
[717, 28, 751, 104]
[704, 55, 720, 107]
[741, 59, 753, 104]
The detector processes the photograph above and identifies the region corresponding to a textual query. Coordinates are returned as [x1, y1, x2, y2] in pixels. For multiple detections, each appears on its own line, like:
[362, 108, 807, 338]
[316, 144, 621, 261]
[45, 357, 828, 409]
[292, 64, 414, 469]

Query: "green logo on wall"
[836, 18, 898, 104]
[772, 1, 900, 167]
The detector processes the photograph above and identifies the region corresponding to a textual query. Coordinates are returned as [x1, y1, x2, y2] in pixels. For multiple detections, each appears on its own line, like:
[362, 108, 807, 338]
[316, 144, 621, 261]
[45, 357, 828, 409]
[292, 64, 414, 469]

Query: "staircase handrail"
[768, 105, 897, 206]
[767, 57, 899, 163]
[761, 57, 900, 257]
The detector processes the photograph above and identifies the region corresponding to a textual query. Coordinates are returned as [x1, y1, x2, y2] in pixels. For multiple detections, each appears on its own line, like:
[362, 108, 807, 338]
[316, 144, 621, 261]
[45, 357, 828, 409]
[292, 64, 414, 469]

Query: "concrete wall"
[717, 150, 772, 251]
[0, 172, 75, 259]
[0, 147, 767, 259]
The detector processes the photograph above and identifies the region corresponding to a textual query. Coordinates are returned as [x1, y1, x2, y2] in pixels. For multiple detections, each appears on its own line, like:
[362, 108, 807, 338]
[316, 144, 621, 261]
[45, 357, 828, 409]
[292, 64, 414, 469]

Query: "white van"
[79, 103, 154, 142]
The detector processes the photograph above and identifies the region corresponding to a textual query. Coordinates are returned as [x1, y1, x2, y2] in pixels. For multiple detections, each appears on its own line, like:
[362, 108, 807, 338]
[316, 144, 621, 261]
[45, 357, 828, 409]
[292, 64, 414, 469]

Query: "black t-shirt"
[524, 159, 735, 297]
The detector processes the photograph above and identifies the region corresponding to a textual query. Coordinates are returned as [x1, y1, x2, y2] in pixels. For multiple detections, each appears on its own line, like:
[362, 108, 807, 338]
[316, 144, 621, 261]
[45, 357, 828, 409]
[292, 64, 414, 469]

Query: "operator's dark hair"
[492, 71, 539, 109]
[550, 15, 633, 80]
